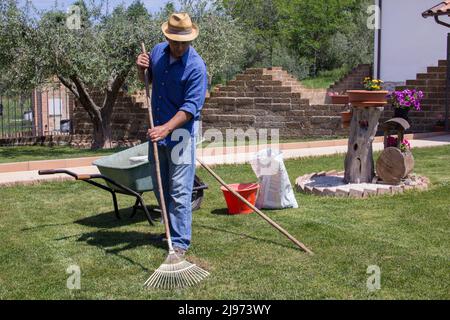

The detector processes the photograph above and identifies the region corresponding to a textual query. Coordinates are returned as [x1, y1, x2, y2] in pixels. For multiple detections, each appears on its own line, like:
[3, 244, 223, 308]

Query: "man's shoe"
[173, 247, 187, 257]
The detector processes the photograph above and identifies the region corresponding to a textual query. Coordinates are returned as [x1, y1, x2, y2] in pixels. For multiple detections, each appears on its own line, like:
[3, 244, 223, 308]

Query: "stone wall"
[0, 135, 72, 147]
[71, 90, 149, 148]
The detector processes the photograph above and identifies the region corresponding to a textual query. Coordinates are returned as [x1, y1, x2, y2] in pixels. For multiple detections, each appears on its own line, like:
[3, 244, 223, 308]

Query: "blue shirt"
[148, 42, 207, 147]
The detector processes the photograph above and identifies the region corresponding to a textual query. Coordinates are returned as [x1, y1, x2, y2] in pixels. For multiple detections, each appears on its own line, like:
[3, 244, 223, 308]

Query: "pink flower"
[401, 139, 411, 152]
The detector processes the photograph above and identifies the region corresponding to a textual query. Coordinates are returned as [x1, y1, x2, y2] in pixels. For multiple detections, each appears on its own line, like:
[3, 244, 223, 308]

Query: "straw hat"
[161, 13, 199, 42]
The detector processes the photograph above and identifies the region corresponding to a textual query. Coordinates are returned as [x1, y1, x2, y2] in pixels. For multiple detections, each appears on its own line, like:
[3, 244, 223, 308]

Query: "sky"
[21, 0, 174, 14]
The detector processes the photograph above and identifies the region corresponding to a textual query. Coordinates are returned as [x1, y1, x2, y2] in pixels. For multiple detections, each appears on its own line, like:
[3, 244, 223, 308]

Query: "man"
[136, 12, 207, 256]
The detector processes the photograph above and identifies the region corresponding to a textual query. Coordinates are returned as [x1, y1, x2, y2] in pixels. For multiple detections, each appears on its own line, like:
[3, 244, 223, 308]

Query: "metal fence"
[0, 84, 74, 139]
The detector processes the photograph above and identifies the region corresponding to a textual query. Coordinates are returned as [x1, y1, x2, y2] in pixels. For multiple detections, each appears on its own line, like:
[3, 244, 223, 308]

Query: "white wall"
[377, 0, 448, 82]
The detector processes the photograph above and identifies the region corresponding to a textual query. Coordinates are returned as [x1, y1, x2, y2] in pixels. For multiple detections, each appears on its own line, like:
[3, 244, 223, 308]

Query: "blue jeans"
[148, 131, 196, 251]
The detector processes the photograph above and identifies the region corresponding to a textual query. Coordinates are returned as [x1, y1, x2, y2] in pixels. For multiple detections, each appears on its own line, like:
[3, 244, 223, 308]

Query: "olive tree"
[1, 0, 246, 148]
[38, 1, 161, 149]
[0, 0, 37, 92]
[1, 0, 160, 149]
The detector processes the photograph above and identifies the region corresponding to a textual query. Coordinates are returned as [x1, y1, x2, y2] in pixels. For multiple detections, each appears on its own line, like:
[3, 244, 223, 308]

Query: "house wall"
[32, 83, 74, 136]
[375, 0, 448, 82]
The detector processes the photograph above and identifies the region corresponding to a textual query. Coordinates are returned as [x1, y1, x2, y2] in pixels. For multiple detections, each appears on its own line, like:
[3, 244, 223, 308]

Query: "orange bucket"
[220, 183, 260, 215]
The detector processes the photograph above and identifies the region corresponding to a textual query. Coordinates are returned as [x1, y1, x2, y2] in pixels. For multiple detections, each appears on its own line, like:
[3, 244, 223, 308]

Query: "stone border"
[0, 166, 100, 188]
[295, 171, 430, 198]
[0, 175, 74, 188]
[0, 156, 102, 173]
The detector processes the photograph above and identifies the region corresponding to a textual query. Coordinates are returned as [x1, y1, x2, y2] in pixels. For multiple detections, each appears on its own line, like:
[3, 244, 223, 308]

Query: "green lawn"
[0, 146, 125, 164]
[0, 146, 449, 299]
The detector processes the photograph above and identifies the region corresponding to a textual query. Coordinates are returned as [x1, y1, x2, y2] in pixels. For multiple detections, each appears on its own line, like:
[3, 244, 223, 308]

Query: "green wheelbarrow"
[38, 142, 208, 226]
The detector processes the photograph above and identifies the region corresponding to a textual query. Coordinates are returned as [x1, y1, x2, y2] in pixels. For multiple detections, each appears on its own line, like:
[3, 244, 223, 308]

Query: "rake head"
[144, 252, 209, 290]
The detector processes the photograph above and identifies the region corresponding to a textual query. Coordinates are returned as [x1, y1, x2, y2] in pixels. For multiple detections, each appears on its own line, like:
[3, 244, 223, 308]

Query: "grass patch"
[0, 146, 125, 164]
[0, 146, 449, 299]
[301, 67, 350, 89]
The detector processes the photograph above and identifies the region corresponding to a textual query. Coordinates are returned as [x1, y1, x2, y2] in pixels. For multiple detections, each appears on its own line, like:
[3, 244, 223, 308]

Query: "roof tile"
[422, 1, 450, 17]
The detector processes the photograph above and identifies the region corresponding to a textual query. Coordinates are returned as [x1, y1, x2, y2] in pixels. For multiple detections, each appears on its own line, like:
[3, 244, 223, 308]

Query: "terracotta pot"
[331, 95, 349, 104]
[347, 90, 388, 107]
[340, 111, 352, 128]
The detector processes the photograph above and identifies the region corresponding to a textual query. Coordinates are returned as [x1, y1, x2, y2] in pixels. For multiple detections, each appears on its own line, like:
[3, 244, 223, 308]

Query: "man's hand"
[136, 53, 150, 70]
[147, 111, 192, 143]
[148, 125, 171, 143]
[137, 53, 151, 83]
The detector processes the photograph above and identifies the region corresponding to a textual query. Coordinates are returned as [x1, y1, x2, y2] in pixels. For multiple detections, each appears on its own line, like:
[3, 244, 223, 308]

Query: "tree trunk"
[92, 72, 127, 149]
[72, 95, 115, 150]
[59, 71, 128, 150]
[91, 113, 113, 149]
[344, 106, 384, 183]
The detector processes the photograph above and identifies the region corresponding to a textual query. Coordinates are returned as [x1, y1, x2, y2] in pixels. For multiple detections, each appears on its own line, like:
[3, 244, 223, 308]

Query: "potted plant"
[389, 89, 424, 121]
[347, 77, 389, 107]
[328, 91, 349, 104]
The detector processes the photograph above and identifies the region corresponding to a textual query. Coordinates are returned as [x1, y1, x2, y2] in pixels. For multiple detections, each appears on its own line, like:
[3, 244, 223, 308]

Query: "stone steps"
[201, 66, 351, 138]
[264, 68, 329, 104]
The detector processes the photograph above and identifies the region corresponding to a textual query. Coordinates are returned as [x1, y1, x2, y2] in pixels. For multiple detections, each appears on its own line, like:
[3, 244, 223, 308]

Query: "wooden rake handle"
[196, 157, 314, 255]
[141, 42, 174, 252]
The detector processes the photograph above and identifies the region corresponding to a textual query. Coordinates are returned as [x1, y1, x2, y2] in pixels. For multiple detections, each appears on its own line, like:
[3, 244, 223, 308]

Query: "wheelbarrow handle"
[38, 169, 94, 181]
[38, 169, 71, 176]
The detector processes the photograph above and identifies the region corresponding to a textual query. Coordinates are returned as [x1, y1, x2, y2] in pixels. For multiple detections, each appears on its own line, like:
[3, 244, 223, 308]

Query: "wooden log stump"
[344, 106, 384, 184]
[376, 147, 415, 184]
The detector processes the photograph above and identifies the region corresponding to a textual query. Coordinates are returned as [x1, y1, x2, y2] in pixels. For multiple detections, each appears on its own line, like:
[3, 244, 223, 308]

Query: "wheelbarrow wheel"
[191, 175, 206, 211]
